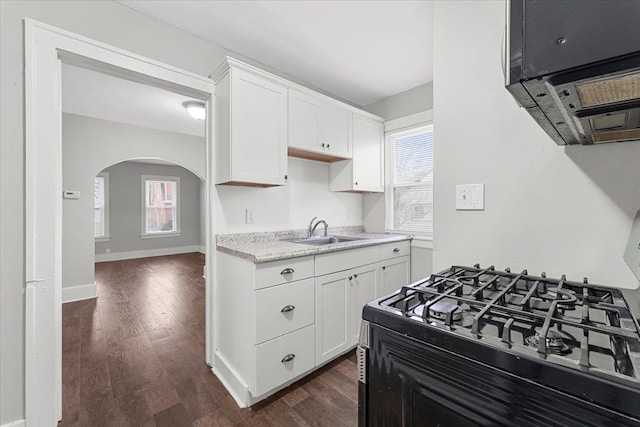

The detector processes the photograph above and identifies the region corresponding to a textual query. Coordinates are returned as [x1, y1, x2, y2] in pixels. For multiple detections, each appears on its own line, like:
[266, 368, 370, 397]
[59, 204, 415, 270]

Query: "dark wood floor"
[60, 253, 358, 426]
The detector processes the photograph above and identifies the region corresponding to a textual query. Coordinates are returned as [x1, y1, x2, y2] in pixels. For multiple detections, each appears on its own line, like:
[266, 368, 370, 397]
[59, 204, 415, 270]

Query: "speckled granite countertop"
[216, 226, 412, 263]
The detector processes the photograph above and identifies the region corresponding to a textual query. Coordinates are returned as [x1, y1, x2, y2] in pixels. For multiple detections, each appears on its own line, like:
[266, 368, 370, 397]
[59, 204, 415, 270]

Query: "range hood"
[505, 0, 640, 146]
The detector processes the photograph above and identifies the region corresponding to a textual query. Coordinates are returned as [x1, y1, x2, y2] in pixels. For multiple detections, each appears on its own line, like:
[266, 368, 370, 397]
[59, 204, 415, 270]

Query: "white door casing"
[24, 19, 216, 426]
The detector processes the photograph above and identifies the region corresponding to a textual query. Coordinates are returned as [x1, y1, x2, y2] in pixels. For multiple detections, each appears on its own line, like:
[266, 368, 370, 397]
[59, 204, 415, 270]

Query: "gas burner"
[428, 299, 462, 322]
[526, 328, 571, 355]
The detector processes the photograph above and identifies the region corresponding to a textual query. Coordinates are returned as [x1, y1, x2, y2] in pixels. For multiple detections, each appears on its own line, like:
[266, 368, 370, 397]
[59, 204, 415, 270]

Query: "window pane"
[94, 176, 105, 237]
[393, 182, 433, 234]
[146, 206, 176, 233]
[146, 180, 176, 207]
[393, 131, 433, 184]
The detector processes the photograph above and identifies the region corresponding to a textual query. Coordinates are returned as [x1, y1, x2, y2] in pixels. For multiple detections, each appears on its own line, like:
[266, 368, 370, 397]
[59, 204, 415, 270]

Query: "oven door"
[366, 324, 639, 427]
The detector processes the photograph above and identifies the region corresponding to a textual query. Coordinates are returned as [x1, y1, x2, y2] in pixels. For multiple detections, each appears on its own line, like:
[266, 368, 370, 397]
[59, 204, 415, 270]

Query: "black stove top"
[370, 265, 640, 387]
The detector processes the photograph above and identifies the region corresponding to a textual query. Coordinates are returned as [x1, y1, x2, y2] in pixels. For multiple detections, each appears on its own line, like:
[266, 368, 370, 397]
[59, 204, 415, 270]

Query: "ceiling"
[62, 63, 205, 137]
[117, 0, 433, 106]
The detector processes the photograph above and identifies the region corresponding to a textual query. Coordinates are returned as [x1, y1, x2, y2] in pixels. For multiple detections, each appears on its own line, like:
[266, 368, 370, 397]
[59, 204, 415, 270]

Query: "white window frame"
[385, 112, 434, 240]
[94, 172, 110, 242]
[141, 174, 181, 238]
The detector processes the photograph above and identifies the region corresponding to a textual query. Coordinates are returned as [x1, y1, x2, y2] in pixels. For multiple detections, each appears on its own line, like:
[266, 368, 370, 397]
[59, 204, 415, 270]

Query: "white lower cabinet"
[315, 271, 350, 364]
[215, 240, 410, 406]
[379, 255, 411, 296]
[255, 324, 315, 396]
[315, 256, 379, 365]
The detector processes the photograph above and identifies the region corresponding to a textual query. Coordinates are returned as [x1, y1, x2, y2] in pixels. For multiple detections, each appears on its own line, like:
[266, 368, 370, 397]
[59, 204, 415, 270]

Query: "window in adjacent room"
[94, 172, 109, 241]
[386, 124, 434, 237]
[142, 175, 180, 237]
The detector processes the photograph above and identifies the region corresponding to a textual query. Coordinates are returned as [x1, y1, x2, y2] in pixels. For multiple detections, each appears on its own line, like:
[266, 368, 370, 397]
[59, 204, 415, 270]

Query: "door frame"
[24, 18, 216, 426]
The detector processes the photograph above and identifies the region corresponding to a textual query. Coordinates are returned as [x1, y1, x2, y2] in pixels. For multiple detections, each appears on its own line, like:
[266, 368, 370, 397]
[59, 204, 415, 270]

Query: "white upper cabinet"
[288, 88, 352, 161]
[214, 63, 288, 187]
[329, 113, 384, 193]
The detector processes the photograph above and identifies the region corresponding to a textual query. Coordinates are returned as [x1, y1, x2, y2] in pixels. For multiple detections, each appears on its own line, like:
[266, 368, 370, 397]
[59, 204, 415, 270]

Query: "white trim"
[95, 236, 111, 243]
[384, 110, 433, 133]
[410, 237, 433, 250]
[199, 245, 206, 254]
[95, 245, 202, 262]
[211, 353, 252, 408]
[62, 283, 97, 303]
[140, 232, 181, 239]
[24, 18, 216, 426]
[1, 419, 26, 427]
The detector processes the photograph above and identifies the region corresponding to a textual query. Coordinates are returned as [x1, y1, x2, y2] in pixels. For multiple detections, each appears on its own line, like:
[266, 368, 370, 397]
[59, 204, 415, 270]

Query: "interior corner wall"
[94, 162, 202, 257]
[432, 0, 640, 288]
[62, 113, 206, 290]
[363, 82, 433, 121]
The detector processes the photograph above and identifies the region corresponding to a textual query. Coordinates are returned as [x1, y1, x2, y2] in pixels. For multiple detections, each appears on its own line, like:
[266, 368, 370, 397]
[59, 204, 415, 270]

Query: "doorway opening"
[25, 19, 216, 425]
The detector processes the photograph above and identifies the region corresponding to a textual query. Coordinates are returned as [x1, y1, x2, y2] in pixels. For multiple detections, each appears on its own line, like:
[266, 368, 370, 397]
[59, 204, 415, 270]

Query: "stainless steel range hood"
[505, 0, 640, 146]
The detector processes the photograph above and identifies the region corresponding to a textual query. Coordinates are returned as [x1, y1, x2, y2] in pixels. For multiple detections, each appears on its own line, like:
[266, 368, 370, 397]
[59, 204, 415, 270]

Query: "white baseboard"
[212, 352, 251, 408]
[62, 282, 97, 303]
[199, 245, 206, 254]
[95, 245, 202, 262]
[1, 419, 26, 427]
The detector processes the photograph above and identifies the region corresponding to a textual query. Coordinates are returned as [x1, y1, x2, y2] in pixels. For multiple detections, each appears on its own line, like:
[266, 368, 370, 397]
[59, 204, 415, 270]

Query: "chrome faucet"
[308, 217, 329, 237]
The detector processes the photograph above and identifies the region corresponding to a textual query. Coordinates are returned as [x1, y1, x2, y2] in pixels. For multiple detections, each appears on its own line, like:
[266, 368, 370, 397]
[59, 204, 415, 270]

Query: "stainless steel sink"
[288, 235, 366, 246]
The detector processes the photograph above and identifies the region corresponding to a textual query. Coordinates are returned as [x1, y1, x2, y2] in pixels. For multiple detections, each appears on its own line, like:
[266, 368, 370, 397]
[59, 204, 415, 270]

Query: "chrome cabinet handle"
[327, 144, 330, 149]
[281, 268, 294, 275]
[281, 305, 295, 313]
[281, 354, 296, 363]
[321, 143, 326, 148]
[393, 248, 400, 253]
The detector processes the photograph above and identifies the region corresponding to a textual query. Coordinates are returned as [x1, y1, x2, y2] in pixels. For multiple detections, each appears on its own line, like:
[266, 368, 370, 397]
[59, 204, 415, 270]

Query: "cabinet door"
[315, 271, 350, 365]
[230, 68, 287, 186]
[352, 114, 384, 192]
[288, 89, 321, 152]
[379, 255, 411, 297]
[350, 264, 378, 346]
[321, 102, 351, 158]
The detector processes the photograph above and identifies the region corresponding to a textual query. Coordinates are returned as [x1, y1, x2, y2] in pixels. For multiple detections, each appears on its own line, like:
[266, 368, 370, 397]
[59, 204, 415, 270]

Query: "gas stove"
[358, 265, 640, 426]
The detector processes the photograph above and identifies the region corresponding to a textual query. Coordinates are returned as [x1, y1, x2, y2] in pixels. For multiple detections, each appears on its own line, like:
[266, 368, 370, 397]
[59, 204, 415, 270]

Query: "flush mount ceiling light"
[183, 100, 206, 120]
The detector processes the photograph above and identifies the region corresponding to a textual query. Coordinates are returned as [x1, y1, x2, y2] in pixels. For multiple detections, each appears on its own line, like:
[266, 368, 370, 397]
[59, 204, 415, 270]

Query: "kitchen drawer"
[315, 245, 379, 277]
[255, 256, 314, 290]
[254, 324, 315, 396]
[379, 241, 410, 261]
[255, 278, 315, 344]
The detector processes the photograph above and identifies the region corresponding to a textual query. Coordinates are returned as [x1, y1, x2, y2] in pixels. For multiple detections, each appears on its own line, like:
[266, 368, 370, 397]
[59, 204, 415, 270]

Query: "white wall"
[95, 162, 203, 256]
[433, 1, 640, 289]
[215, 157, 362, 233]
[363, 82, 433, 121]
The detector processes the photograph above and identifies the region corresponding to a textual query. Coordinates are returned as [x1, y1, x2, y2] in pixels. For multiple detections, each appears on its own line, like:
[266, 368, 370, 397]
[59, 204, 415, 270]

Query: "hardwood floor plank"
[153, 403, 193, 427]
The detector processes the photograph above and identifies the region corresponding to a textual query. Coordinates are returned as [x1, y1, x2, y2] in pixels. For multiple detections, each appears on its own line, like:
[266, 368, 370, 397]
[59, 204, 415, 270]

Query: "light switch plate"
[245, 208, 255, 224]
[623, 209, 640, 282]
[456, 184, 485, 210]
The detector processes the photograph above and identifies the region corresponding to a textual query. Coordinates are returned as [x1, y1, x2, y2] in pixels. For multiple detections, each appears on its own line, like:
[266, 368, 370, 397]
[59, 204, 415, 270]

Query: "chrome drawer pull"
[281, 353, 296, 363]
[281, 305, 295, 313]
[280, 268, 294, 275]
[393, 248, 400, 253]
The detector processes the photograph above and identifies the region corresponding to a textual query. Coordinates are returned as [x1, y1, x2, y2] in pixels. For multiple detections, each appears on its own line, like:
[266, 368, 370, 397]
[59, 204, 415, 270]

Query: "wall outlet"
[105, 248, 110, 254]
[63, 190, 80, 199]
[245, 208, 255, 224]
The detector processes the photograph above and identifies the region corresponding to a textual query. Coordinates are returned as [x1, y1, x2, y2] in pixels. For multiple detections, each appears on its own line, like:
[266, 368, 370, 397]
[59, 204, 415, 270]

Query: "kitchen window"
[94, 172, 109, 241]
[142, 175, 180, 237]
[386, 124, 434, 237]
